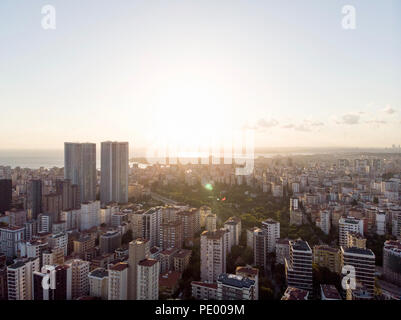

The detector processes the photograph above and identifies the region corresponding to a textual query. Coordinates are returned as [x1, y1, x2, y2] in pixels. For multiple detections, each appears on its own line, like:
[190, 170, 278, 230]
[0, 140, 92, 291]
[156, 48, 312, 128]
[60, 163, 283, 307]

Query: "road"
[150, 192, 179, 205]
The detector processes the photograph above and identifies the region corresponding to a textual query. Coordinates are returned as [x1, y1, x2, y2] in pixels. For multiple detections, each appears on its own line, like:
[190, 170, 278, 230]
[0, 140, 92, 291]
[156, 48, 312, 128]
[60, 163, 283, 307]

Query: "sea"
[0, 149, 315, 169]
[0, 148, 395, 169]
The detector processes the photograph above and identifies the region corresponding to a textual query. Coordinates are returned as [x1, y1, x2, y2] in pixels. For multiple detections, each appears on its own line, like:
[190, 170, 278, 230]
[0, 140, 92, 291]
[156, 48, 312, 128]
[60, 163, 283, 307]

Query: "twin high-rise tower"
[64, 141, 129, 206]
[64, 142, 97, 203]
[100, 141, 129, 204]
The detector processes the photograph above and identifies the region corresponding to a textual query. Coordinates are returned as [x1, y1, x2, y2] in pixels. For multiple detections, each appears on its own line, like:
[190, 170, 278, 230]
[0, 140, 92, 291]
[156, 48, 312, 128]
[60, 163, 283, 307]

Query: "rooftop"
[138, 259, 158, 267]
[321, 284, 342, 300]
[173, 249, 192, 259]
[109, 262, 128, 272]
[281, 287, 309, 300]
[159, 271, 182, 288]
[342, 246, 375, 256]
[217, 273, 255, 289]
[235, 266, 259, 276]
[291, 240, 312, 252]
[89, 268, 109, 279]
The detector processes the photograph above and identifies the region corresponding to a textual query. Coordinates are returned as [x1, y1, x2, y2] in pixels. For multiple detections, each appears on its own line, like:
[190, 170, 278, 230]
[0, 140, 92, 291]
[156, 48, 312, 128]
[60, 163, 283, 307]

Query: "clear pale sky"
[1, 0, 400, 151]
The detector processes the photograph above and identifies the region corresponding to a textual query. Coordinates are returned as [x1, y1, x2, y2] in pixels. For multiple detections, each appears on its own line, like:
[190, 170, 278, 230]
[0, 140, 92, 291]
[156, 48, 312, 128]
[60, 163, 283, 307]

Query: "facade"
[339, 217, 364, 247]
[143, 208, 162, 247]
[199, 206, 211, 227]
[100, 141, 129, 204]
[160, 220, 183, 250]
[137, 259, 160, 300]
[200, 230, 227, 283]
[235, 266, 259, 300]
[177, 208, 200, 243]
[108, 262, 128, 300]
[79, 201, 100, 231]
[0, 226, 25, 258]
[383, 240, 401, 286]
[340, 246, 375, 298]
[275, 239, 290, 265]
[128, 238, 150, 300]
[100, 230, 122, 254]
[216, 273, 256, 300]
[7, 257, 40, 300]
[319, 210, 331, 235]
[27, 179, 42, 220]
[253, 219, 280, 270]
[313, 245, 341, 274]
[224, 216, 242, 251]
[64, 142, 96, 203]
[391, 207, 401, 238]
[285, 240, 313, 292]
[205, 213, 217, 232]
[0, 179, 12, 214]
[65, 259, 90, 299]
[173, 249, 192, 273]
[191, 281, 218, 300]
[376, 211, 386, 236]
[346, 232, 367, 249]
[246, 227, 258, 250]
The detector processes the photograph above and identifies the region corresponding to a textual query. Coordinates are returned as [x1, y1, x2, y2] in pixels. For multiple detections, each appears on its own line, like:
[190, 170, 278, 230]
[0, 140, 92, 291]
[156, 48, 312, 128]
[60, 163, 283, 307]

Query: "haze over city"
[1, 0, 400, 151]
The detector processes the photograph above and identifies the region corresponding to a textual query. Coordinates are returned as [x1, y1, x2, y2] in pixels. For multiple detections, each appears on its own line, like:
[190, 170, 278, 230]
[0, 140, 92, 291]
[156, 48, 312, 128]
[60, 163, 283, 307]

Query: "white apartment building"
[224, 216, 242, 252]
[88, 268, 109, 300]
[132, 208, 162, 248]
[319, 210, 331, 235]
[26, 240, 48, 259]
[7, 257, 40, 300]
[340, 246, 375, 298]
[261, 219, 280, 253]
[205, 213, 217, 232]
[391, 207, 401, 238]
[216, 273, 257, 300]
[48, 232, 68, 255]
[137, 259, 160, 300]
[191, 281, 218, 300]
[100, 205, 119, 225]
[108, 262, 128, 300]
[200, 230, 227, 283]
[376, 211, 386, 236]
[285, 240, 313, 292]
[339, 217, 364, 247]
[253, 219, 280, 270]
[79, 201, 100, 231]
[60, 209, 81, 230]
[65, 259, 90, 299]
[0, 225, 25, 258]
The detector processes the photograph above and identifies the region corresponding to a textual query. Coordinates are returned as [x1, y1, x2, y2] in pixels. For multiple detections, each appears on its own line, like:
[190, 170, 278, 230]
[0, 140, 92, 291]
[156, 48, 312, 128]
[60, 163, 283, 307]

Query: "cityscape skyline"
[1, 0, 401, 308]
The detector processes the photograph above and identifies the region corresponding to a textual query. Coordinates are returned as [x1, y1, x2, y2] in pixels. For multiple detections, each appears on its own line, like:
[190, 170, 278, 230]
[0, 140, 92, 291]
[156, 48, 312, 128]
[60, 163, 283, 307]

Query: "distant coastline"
[0, 147, 400, 169]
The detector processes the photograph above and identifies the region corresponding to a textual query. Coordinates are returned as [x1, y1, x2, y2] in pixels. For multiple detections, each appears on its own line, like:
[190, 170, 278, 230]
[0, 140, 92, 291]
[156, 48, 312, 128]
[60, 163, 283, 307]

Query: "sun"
[147, 81, 235, 157]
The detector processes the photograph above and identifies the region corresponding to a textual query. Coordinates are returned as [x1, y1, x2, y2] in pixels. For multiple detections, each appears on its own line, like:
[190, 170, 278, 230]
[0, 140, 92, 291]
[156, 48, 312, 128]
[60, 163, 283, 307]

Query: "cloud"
[294, 124, 311, 132]
[337, 113, 360, 125]
[281, 120, 324, 132]
[281, 124, 295, 129]
[365, 120, 387, 125]
[257, 118, 279, 129]
[310, 121, 324, 127]
[381, 105, 396, 114]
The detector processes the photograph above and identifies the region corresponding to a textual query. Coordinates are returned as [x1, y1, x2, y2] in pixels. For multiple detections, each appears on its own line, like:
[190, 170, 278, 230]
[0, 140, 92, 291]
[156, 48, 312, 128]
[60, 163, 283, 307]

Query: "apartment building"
[137, 259, 160, 300]
[285, 240, 313, 292]
[200, 230, 227, 283]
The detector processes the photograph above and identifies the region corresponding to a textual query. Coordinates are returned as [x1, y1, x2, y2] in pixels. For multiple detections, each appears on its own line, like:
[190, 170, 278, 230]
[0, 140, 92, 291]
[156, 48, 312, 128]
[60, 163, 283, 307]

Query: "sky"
[0, 0, 400, 152]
